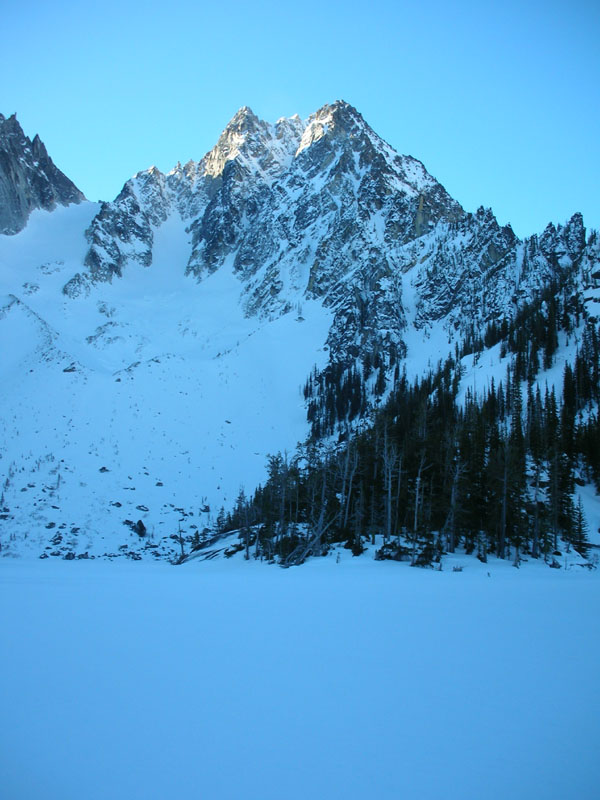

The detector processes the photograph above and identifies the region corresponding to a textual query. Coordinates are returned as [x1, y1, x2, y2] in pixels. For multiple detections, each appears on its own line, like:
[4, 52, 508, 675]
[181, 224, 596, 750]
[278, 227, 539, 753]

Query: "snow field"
[0, 206, 332, 558]
[1, 556, 598, 800]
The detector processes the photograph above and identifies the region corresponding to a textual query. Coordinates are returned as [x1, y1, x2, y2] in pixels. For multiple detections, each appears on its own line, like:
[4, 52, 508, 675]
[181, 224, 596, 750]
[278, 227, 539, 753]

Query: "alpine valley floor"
[1, 553, 598, 800]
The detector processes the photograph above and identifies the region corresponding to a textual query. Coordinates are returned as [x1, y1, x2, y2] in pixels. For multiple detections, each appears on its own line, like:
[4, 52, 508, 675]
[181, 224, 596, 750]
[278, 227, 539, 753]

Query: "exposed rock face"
[410, 210, 589, 332]
[65, 101, 596, 367]
[0, 113, 85, 234]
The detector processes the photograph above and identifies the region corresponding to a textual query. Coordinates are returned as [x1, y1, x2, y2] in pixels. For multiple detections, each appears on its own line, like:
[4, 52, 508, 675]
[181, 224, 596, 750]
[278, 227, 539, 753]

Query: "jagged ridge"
[64, 101, 596, 372]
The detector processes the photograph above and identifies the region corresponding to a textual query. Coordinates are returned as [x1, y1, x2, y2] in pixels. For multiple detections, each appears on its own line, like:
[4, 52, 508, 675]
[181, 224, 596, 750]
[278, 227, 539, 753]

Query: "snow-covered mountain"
[64, 102, 596, 365]
[65, 102, 464, 365]
[1, 101, 598, 561]
[0, 113, 84, 235]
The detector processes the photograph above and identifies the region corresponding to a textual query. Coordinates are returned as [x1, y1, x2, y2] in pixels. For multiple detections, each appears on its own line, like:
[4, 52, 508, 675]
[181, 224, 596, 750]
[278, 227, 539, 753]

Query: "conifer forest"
[214, 267, 600, 569]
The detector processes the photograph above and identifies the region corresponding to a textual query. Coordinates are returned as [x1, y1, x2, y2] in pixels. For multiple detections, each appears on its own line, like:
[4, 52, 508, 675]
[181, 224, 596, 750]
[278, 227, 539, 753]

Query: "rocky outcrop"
[0, 113, 85, 234]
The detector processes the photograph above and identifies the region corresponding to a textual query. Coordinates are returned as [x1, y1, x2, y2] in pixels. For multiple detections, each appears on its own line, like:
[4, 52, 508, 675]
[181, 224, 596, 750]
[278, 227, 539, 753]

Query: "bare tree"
[382, 425, 398, 543]
[410, 452, 431, 565]
[444, 456, 465, 553]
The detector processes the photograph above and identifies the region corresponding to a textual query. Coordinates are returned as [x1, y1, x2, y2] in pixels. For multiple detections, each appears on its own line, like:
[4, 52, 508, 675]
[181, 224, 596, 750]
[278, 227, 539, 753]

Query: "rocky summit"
[0, 113, 85, 235]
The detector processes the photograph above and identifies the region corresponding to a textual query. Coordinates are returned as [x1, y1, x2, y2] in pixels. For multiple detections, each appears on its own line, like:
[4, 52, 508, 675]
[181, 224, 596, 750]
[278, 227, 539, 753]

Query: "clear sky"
[4, 0, 599, 238]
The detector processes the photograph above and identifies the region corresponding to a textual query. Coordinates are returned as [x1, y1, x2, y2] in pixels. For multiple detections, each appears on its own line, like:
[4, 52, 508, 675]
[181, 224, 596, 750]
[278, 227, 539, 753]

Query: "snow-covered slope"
[0, 205, 331, 559]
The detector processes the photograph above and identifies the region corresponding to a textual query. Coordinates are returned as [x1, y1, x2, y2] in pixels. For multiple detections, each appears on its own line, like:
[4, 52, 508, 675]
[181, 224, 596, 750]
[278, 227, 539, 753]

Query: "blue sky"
[4, 0, 599, 237]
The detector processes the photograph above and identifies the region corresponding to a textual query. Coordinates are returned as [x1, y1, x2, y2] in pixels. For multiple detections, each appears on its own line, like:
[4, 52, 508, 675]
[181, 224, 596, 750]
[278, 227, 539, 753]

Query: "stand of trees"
[215, 277, 599, 568]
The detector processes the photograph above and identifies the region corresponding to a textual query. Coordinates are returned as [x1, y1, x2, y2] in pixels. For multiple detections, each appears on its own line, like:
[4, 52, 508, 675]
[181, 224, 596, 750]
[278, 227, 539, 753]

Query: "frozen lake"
[1, 555, 598, 799]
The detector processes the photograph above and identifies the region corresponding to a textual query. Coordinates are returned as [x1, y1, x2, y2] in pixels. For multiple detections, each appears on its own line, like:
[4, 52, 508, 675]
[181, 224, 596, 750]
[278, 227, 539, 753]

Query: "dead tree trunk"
[531, 462, 541, 560]
[383, 426, 397, 544]
[411, 453, 428, 565]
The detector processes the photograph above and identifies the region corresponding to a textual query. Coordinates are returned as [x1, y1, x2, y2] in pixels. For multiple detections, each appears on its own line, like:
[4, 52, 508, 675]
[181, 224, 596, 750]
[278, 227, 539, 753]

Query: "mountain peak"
[79, 99, 465, 294]
[201, 106, 275, 179]
[316, 99, 358, 116]
[0, 113, 85, 234]
[311, 100, 364, 128]
[294, 100, 372, 156]
[226, 106, 261, 133]
[0, 112, 25, 139]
